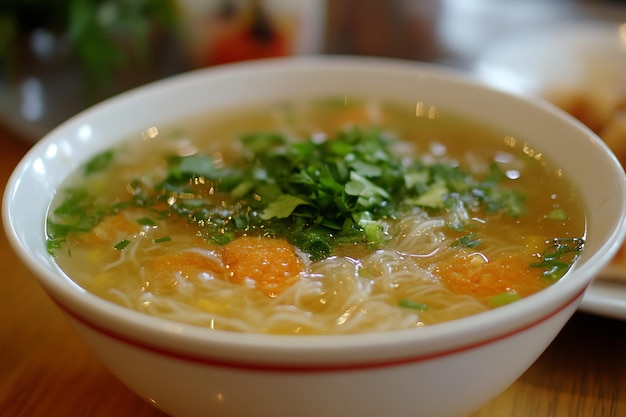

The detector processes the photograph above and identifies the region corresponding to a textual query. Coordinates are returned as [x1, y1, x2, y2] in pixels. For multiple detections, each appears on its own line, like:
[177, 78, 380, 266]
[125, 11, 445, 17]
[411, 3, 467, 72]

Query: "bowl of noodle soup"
[4, 56, 626, 417]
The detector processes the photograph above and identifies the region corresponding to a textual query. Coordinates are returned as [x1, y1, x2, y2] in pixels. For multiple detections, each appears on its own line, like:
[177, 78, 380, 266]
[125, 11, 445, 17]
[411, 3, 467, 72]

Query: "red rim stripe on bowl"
[49, 288, 585, 373]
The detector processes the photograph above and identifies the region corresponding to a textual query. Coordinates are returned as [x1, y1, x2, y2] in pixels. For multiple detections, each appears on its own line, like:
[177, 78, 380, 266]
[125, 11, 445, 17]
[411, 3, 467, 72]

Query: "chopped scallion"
[114, 239, 131, 250]
[398, 299, 429, 311]
[137, 217, 157, 226]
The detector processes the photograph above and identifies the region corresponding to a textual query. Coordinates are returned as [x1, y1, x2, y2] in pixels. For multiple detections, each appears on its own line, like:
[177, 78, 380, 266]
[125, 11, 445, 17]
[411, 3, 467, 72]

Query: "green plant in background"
[0, 0, 179, 90]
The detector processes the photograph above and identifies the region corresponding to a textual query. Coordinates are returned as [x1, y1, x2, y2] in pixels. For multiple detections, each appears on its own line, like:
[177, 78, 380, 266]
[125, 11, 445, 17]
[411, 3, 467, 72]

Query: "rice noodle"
[66, 212, 489, 334]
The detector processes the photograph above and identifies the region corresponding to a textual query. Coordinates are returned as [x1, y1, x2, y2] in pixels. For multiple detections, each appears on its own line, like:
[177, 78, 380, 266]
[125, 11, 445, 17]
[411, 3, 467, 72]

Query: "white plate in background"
[473, 21, 626, 97]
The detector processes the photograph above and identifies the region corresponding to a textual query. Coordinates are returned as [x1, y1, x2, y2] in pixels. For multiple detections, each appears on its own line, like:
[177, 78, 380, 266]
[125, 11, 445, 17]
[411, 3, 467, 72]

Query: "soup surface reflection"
[47, 98, 586, 335]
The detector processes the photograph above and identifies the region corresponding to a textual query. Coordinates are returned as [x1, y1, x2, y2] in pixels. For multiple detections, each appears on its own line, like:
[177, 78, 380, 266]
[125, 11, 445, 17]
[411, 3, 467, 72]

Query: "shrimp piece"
[145, 250, 224, 294]
[222, 236, 303, 298]
[436, 252, 545, 301]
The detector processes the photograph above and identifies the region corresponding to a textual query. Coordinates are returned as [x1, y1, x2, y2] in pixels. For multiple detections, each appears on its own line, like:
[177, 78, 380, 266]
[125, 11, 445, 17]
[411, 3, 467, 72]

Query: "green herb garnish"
[47, 128, 531, 259]
[488, 291, 521, 308]
[530, 237, 584, 280]
[398, 299, 429, 311]
[157, 128, 529, 257]
[547, 209, 568, 220]
[114, 239, 131, 250]
[450, 233, 482, 249]
[137, 217, 157, 227]
[84, 150, 115, 175]
[46, 187, 109, 255]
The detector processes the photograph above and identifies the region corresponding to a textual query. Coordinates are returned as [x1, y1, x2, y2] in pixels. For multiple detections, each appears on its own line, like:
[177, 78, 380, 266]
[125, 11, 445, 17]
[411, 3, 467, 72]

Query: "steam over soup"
[47, 98, 585, 335]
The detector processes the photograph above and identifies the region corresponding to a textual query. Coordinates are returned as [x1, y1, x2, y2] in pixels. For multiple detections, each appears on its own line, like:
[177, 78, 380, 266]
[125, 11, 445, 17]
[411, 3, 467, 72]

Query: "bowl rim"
[5, 55, 626, 365]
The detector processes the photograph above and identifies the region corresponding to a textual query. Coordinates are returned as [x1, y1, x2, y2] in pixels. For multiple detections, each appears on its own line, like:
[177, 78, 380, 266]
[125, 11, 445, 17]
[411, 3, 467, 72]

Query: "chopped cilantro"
[137, 217, 157, 227]
[175, 154, 215, 177]
[450, 233, 482, 249]
[46, 187, 107, 245]
[47, 127, 536, 259]
[46, 238, 66, 256]
[84, 150, 114, 175]
[408, 178, 448, 209]
[260, 194, 310, 220]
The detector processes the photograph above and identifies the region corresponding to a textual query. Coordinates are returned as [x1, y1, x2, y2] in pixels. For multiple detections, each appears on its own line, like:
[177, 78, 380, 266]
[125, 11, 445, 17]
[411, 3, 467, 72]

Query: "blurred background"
[1, 0, 626, 143]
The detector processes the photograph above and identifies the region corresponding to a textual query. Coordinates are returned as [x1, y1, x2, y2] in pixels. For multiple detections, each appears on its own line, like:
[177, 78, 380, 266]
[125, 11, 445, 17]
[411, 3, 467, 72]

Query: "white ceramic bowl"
[5, 57, 626, 417]
[473, 22, 626, 320]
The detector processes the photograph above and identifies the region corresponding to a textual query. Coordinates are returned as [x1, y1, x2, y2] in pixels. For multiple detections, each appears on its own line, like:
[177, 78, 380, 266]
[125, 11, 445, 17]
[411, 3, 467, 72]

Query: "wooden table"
[1, 120, 626, 417]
